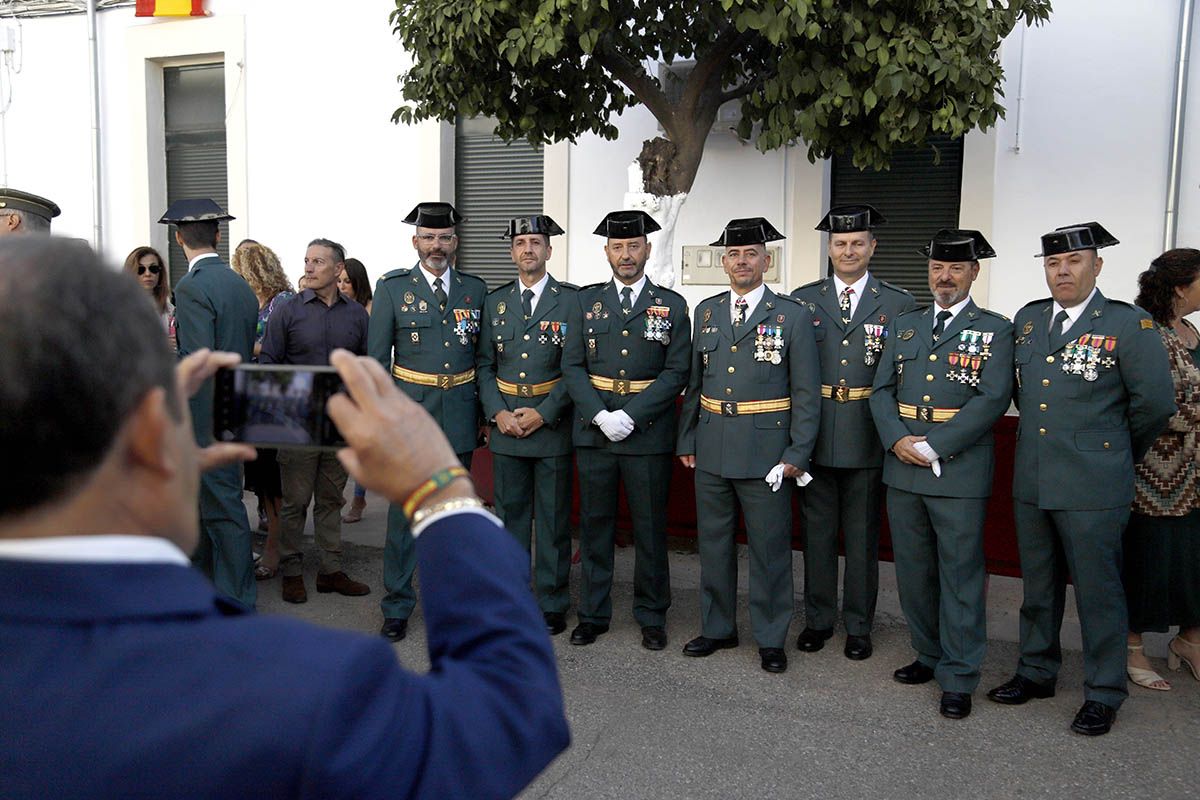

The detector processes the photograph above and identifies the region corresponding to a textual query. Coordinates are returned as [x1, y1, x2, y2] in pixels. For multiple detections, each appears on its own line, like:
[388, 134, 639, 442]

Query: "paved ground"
[251, 493, 1200, 800]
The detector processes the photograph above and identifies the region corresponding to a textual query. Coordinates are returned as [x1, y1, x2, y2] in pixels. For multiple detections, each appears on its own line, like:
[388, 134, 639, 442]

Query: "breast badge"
[1062, 333, 1117, 381]
[863, 324, 887, 366]
[755, 324, 784, 365]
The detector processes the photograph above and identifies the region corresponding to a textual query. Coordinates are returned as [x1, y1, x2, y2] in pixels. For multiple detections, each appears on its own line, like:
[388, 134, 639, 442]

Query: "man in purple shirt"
[260, 238, 370, 602]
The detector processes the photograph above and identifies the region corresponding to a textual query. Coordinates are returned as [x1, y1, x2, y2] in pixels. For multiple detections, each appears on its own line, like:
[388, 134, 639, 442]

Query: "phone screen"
[213, 364, 345, 450]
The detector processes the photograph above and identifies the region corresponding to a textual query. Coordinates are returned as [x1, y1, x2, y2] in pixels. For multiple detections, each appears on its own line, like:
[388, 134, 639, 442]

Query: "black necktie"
[434, 277, 447, 312]
[734, 297, 747, 326]
[620, 286, 633, 313]
[932, 310, 952, 340]
[521, 288, 534, 319]
[1052, 309, 1070, 336]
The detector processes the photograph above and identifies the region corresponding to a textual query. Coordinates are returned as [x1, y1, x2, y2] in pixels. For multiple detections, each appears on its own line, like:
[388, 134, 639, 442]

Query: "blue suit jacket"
[0, 514, 570, 799]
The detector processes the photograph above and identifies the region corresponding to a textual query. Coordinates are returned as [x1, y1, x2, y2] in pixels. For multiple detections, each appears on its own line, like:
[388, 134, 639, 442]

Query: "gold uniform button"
[1039, 403, 1047, 411]
[521, 353, 529, 359]
[842, 340, 849, 347]
[443, 363, 451, 369]
[518, 372, 526, 379]
[619, 369, 627, 377]
[840, 359, 848, 366]
[731, 345, 738, 353]
[926, 374, 935, 382]
[523, 334, 530, 341]
[728, 366, 736, 374]
[897, 354, 905, 361]
[1042, 379, 1051, 387]
[929, 354, 937, 362]
[622, 330, 630, 337]
[443, 341, 450, 347]
[922, 395, 931, 402]
[1046, 356, 1055, 364]
[621, 349, 629, 356]
[839, 379, 847, 386]
[1039, 427, 1047, 435]
[588, 328, 594, 333]
[1104, 442, 1111, 449]
[725, 388, 733, 395]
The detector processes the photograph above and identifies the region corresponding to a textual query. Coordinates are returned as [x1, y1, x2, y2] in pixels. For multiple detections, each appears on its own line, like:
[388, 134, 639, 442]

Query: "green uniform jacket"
[870, 300, 1014, 498]
[561, 279, 691, 455]
[368, 265, 488, 455]
[476, 277, 577, 458]
[1012, 290, 1175, 510]
[174, 253, 258, 446]
[791, 274, 916, 468]
[678, 289, 821, 479]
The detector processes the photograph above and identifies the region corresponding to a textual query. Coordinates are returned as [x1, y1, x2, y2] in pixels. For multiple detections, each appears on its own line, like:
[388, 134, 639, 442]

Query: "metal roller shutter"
[454, 119, 543, 290]
[830, 135, 964, 306]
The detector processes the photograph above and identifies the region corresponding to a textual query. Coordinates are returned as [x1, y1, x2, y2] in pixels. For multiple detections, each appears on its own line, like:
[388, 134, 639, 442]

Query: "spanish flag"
[135, 0, 206, 16]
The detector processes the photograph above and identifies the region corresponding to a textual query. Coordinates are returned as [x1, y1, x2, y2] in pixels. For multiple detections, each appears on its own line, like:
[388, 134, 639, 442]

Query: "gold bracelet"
[410, 496, 486, 528]
[401, 466, 470, 519]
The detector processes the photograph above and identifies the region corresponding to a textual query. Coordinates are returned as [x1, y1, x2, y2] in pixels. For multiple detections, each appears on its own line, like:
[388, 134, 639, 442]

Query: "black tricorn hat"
[710, 217, 786, 247]
[592, 210, 661, 238]
[0, 188, 60, 224]
[403, 202, 463, 228]
[158, 198, 234, 224]
[500, 215, 565, 239]
[815, 204, 886, 233]
[1036, 221, 1119, 257]
[920, 229, 996, 261]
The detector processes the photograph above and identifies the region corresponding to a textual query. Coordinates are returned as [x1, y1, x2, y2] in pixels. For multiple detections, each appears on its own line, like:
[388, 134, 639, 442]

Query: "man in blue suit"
[0, 237, 570, 799]
[164, 198, 259, 607]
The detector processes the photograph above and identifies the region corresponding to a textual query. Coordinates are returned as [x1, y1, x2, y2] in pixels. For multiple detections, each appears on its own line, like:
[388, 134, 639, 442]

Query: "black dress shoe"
[894, 660, 936, 685]
[986, 674, 1056, 705]
[844, 634, 873, 660]
[940, 691, 972, 719]
[641, 626, 667, 651]
[759, 647, 788, 673]
[682, 635, 739, 657]
[795, 627, 833, 652]
[1070, 700, 1117, 736]
[380, 618, 408, 642]
[543, 612, 566, 636]
[569, 621, 609, 646]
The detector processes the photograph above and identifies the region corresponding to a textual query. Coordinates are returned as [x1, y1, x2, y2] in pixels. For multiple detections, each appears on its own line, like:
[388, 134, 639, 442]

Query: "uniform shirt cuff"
[412, 506, 504, 538]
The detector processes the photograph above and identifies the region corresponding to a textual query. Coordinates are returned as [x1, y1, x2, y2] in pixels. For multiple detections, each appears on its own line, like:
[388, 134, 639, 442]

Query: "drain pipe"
[1164, 0, 1195, 251]
[86, 0, 102, 251]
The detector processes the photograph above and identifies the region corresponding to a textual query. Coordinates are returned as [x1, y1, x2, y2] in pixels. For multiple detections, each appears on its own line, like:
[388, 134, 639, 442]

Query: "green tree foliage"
[391, 0, 1051, 195]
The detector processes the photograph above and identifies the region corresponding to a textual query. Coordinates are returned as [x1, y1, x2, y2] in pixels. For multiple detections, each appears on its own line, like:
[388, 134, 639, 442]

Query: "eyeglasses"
[416, 234, 457, 245]
[137, 263, 162, 275]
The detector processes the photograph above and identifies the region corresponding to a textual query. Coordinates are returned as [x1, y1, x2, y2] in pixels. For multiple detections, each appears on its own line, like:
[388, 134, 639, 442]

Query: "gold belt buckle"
[721, 401, 738, 417]
[438, 374, 452, 390]
[917, 406, 933, 423]
[614, 379, 630, 395]
[833, 385, 849, 403]
[518, 383, 533, 398]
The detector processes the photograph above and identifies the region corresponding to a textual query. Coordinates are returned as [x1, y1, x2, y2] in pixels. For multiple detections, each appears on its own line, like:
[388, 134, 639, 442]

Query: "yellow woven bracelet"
[402, 466, 470, 519]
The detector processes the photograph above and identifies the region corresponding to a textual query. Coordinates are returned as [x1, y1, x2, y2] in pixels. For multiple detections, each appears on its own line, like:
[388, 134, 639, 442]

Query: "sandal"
[253, 553, 278, 581]
[1168, 636, 1200, 681]
[342, 496, 366, 524]
[1127, 644, 1170, 690]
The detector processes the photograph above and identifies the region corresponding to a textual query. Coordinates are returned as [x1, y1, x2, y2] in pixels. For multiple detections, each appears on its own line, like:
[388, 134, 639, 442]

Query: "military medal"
[593, 302, 603, 315]
[703, 308, 712, 325]
[418, 300, 428, 313]
[900, 329, 915, 340]
[497, 301, 506, 315]
[1022, 321, 1034, 335]
[404, 291, 415, 305]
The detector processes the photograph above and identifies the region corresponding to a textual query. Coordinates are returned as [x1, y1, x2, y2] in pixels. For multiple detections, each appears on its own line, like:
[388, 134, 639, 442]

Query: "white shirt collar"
[418, 263, 453, 293]
[730, 283, 767, 322]
[613, 274, 648, 307]
[517, 272, 550, 315]
[1052, 286, 1099, 330]
[0, 535, 190, 565]
[932, 295, 973, 330]
[833, 271, 870, 318]
[188, 252, 218, 270]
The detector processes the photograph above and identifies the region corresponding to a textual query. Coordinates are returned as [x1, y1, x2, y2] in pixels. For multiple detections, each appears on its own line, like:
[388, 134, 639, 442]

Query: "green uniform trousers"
[192, 463, 256, 608]
[576, 448, 671, 628]
[888, 488, 988, 693]
[492, 452, 573, 615]
[1013, 500, 1130, 709]
[380, 450, 473, 620]
[801, 466, 881, 636]
[695, 468, 794, 648]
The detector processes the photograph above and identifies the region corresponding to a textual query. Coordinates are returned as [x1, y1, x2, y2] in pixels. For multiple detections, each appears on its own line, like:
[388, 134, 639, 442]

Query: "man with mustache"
[678, 217, 820, 674]
[476, 215, 577, 635]
[790, 205, 915, 660]
[369, 202, 487, 642]
[561, 210, 690, 650]
[987, 221, 1174, 736]
[869, 229, 1012, 720]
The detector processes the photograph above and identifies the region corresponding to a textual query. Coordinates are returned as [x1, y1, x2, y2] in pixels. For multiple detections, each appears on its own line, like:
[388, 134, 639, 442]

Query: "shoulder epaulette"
[1106, 298, 1138, 310]
[557, 281, 579, 291]
[700, 290, 727, 304]
[379, 267, 411, 281]
[795, 278, 825, 290]
[896, 305, 928, 318]
[878, 279, 913, 295]
[487, 280, 516, 296]
[580, 282, 606, 291]
[773, 293, 802, 306]
[458, 271, 487, 286]
[648, 284, 685, 301]
[981, 308, 1011, 322]
[1018, 297, 1053, 311]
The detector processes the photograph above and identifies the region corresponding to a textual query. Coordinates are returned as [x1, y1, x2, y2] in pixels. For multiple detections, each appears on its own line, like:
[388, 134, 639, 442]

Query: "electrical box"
[681, 245, 782, 285]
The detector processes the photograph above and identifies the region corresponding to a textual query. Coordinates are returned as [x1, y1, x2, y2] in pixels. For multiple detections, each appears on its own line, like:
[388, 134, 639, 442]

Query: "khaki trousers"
[277, 450, 348, 576]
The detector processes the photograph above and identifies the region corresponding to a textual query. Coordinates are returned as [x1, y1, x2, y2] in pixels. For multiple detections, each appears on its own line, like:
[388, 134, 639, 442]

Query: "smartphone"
[213, 364, 345, 450]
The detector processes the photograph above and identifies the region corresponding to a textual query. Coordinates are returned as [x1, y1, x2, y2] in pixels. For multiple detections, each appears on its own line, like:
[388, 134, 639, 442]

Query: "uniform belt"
[700, 395, 792, 417]
[897, 402, 960, 423]
[496, 377, 560, 398]
[391, 364, 476, 390]
[821, 384, 873, 403]
[588, 374, 654, 396]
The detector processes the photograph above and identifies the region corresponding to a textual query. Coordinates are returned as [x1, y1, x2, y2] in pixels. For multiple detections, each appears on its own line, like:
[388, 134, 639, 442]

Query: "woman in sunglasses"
[123, 246, 175, 352]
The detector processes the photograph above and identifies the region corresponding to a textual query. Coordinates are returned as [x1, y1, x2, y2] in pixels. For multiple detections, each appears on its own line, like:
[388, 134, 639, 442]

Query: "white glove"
[593, 409, 635, 442]
[765, 464, 813, 491]
[913, 441, 942, 478]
